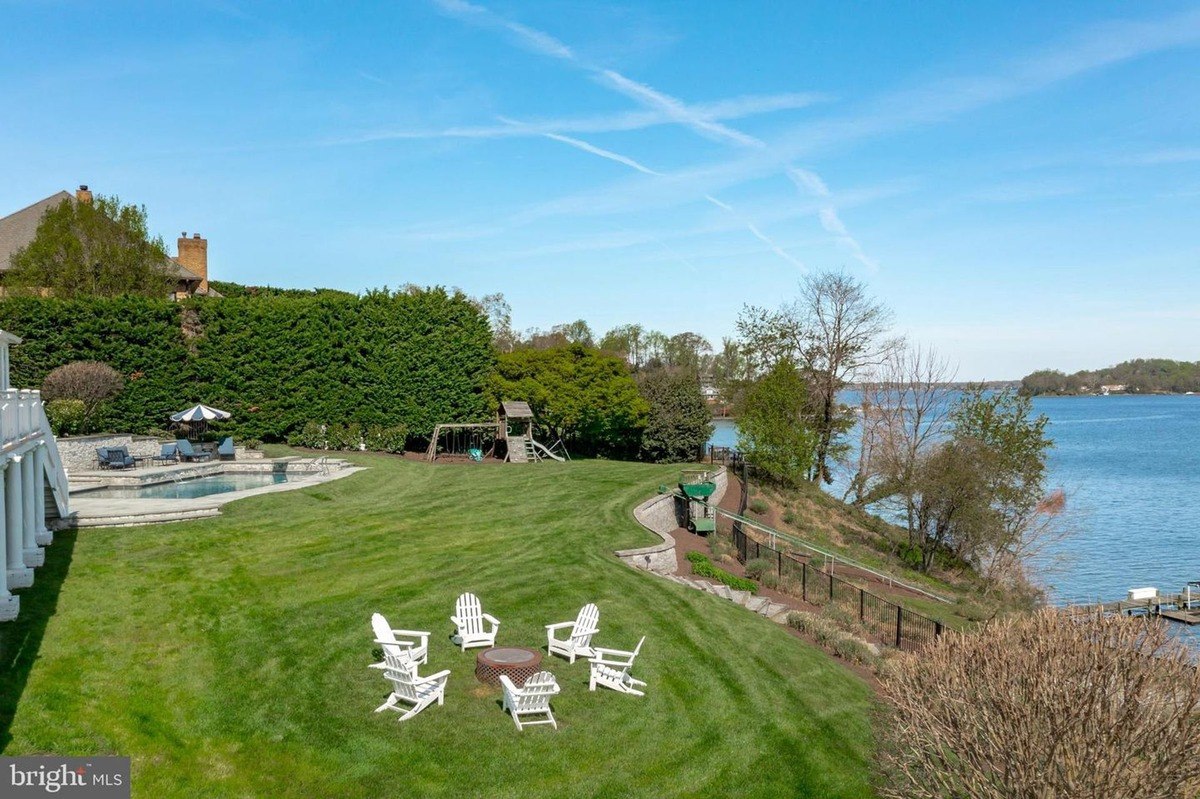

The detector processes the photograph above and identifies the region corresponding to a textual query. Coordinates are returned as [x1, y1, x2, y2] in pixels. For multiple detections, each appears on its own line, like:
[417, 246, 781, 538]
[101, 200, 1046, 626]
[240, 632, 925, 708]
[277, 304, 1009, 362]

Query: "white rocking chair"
[546, 603, 600, 663]
[375, 655, 450, 721]
[369, 612, 430, 671]
[589, 636, 647, 697]
[499, 671, 561, 731]
[450, 593, 500, 651]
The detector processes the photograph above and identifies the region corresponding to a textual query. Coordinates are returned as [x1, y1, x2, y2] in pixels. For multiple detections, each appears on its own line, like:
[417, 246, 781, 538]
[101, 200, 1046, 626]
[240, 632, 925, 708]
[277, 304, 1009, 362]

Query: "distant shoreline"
[1024, 391, 1199, 398]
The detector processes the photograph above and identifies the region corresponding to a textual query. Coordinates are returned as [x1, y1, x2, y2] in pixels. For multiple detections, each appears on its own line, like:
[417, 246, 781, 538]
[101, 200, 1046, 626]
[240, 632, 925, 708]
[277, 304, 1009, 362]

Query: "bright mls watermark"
[1, 757, 129, 798]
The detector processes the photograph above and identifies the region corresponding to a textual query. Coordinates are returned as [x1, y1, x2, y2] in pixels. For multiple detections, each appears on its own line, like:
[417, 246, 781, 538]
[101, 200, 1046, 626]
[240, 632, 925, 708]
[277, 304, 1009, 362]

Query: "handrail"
[716, 506, 952, 604]
[35, 402, 70, 515]
[0, 389, 71, 517]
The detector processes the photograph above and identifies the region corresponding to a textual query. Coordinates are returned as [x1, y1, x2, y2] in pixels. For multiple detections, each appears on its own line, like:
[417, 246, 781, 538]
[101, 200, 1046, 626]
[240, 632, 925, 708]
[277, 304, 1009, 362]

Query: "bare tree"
[852, 343, 956, 510]
[880, 609, 1200, 799]
[739, 270, 896, 483]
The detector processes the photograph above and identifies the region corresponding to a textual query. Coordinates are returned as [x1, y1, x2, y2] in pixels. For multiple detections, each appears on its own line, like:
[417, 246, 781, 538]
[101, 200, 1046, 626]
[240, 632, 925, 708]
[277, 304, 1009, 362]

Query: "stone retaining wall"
[56, 434, 164, 472]
[57, 434, 264, 472]
[616, 466, 727, 574]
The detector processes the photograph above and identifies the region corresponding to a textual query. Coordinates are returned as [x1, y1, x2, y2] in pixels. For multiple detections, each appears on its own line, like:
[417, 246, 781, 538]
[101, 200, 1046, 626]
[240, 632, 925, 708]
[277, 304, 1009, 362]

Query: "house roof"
[500, 400, 533, 418]
[0, 190, 201, 283]
[0, 191, 72, 271]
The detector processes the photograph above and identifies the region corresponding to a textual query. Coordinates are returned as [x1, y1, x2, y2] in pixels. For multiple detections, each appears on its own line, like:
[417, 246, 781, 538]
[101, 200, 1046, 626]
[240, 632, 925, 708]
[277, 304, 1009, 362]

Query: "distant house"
[1100, 384, 1127, 395]
[0, 185, 217, 299]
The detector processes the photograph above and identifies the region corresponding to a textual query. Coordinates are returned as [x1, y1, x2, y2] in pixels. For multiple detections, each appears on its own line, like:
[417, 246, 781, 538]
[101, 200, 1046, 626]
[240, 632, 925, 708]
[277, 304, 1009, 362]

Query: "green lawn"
[1, 455, 877, 798]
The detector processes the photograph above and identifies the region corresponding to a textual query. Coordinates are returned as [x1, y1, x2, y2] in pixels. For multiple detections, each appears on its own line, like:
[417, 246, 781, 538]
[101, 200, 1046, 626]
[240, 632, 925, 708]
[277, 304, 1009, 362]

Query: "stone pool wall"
[57, 434, 164, 472]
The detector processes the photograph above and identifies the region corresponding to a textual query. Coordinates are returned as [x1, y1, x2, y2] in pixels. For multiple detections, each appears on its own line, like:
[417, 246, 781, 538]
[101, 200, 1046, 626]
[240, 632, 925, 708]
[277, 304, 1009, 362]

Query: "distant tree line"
[1020, 358, 1200, 395]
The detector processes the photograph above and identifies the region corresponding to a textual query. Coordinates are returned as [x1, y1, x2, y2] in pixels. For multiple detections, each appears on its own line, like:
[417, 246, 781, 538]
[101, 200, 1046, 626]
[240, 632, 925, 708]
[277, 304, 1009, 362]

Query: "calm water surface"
[96, 472, 288, 500]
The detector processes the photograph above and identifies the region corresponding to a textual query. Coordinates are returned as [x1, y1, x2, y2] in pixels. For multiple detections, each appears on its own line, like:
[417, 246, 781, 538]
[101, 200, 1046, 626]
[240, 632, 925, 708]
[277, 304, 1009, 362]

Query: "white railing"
[2, 389, 42, 450]
[1, 389, 70, 516]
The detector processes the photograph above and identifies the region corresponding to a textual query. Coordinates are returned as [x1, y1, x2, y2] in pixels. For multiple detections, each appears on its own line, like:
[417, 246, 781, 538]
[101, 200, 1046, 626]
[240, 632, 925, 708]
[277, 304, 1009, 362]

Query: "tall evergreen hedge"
[0, 288, 494, 443]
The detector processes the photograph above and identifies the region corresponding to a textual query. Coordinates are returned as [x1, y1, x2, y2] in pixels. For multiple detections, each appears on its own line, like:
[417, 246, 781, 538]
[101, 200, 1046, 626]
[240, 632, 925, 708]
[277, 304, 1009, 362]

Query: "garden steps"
[658, 567, 797, 628]
[766, 602, 792, 621]
[744, 596, 770, 614]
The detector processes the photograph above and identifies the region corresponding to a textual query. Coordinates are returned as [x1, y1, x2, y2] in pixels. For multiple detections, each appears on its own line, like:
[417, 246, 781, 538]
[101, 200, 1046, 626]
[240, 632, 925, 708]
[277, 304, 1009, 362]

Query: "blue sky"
[2, 1, 1198, 379]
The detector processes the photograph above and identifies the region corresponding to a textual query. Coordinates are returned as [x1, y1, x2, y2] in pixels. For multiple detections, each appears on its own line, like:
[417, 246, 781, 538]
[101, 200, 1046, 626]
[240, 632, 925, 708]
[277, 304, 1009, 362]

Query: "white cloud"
[332, 92, 826, 145]
[596, 70, 767, 149]
[538, 131, 664, 176]
[427, 0, 870, 269]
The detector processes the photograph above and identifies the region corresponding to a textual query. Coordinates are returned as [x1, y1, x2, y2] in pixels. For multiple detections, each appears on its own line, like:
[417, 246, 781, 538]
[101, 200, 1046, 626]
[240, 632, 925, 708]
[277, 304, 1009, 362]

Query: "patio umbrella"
[170, 403, 231, 439]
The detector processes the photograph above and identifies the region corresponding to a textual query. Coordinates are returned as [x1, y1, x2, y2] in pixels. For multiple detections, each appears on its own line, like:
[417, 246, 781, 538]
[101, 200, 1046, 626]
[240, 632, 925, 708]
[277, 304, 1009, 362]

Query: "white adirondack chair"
[450, 593, 500, 651]
[589, 636, 647, 697]
[546, 603, 600, 663]
[499, 671, 561, 731]
[369, 612, 430, 671]
[374, 654, 451, 721]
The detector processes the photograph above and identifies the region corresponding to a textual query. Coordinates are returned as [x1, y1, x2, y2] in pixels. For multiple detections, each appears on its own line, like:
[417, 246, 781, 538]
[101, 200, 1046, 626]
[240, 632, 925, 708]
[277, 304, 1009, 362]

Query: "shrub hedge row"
[0, 289, 494, 444]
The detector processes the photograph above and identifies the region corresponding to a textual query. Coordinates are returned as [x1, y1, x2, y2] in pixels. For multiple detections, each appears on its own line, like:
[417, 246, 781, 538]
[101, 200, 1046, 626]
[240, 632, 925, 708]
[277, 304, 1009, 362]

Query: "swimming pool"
[94, 472, 289, 500]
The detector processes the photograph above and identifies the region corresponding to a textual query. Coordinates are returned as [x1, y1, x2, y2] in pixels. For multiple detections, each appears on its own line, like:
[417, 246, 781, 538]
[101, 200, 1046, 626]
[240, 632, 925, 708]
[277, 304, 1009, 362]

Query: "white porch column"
[0, 464, 17, 621]
[34, 444, 52, 546]
[5, 456, 32, 589]
[21, 452, 42, 568]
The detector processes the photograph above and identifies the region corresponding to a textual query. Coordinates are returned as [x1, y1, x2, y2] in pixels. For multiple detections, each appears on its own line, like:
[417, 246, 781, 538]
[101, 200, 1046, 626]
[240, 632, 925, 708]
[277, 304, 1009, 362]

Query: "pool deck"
[56, 457, 363, 529]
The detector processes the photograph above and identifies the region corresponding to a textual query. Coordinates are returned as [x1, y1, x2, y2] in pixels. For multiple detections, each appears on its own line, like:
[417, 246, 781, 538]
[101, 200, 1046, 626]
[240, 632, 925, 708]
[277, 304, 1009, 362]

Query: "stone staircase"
[660, 573, 794, 623]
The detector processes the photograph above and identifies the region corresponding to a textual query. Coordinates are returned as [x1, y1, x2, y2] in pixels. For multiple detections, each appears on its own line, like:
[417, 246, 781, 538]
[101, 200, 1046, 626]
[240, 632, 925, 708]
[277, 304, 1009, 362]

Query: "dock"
[1067, 583, 1200, 625]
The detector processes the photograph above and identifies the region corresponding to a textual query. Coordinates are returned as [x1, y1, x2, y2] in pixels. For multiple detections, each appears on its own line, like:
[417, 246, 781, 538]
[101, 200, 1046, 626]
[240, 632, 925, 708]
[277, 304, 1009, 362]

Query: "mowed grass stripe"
[2, 455, 877, 798]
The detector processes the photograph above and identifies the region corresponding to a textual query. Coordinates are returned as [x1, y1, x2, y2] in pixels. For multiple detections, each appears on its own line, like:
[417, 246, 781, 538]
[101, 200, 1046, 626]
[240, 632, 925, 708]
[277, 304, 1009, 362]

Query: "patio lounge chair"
[500, 671, 560, 731]
[217, 437, 235, 460]
[370, 612, 430, 672]
[175, 439, 212, 463]
[374, 655, 450, 722]
[546, 603, 600, 664]
[96, 447, 135, 470]
[589, 636, 647, 697]
[450, 593, 500, 651]
[151, 442, 179, 466]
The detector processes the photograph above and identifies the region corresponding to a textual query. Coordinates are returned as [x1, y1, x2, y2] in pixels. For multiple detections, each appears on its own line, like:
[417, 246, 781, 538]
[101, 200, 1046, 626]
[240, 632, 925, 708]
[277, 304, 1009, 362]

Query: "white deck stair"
[0, 330, 71, 622]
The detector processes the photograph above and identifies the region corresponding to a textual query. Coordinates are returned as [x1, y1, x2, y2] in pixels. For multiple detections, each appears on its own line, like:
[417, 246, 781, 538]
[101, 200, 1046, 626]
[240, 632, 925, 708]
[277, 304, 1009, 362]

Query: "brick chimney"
[75, 184, 93, 205]
[177, 232, 208, 293]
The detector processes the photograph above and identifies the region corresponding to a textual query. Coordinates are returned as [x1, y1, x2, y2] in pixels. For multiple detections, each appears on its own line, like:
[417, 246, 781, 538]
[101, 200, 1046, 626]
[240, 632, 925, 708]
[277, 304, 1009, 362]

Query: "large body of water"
[707, 395, 1200, 605]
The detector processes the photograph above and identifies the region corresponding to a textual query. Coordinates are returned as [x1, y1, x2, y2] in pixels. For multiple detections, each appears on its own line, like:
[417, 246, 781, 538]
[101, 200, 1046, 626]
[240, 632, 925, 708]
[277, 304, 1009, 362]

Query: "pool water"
[96, 472, 288, 500]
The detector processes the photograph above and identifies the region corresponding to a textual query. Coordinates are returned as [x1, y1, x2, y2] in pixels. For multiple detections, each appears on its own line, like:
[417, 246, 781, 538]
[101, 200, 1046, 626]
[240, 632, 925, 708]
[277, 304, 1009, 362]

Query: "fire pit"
[475, 646, 543, 686]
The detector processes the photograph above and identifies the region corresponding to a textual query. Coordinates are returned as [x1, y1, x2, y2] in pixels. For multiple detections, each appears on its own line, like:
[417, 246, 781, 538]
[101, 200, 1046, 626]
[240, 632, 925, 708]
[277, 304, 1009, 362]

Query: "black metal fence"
[728, 521, 945, 651]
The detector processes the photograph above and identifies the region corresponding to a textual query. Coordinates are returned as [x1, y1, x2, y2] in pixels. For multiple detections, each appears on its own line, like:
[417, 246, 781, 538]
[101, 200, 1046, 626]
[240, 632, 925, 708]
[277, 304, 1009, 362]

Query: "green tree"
[951, 386, 1055, 589]
[599, 323, 646, 368]
[7, 194, 176, 298]
[551, 319, 595, 348]
[737, 360, 818, 485]
[663, 332, 712, 371]
[490, 345, 648, 456]
[637, 368, 713, 463]
[738, 270, 895, 484]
